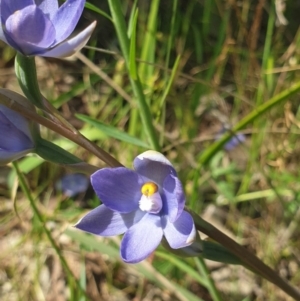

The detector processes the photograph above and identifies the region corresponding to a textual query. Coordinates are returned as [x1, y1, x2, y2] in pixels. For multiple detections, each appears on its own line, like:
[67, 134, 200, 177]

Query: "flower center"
[141, 182, 158, 196]
[139, 182, 162, 214]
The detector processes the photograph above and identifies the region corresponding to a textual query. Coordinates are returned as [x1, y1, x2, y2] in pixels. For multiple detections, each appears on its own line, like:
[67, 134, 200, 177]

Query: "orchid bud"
[0, 89, 39, 165]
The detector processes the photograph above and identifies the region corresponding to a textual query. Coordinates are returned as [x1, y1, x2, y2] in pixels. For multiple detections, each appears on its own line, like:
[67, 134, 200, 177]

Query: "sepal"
[161, 231, 203, 257]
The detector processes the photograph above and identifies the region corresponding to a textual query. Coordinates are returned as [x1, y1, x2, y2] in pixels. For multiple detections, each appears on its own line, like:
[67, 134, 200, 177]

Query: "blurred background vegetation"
[1, 0, 300, 300]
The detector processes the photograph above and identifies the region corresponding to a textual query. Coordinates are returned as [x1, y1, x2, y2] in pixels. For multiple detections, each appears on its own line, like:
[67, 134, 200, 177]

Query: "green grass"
[1, 0, 300, 300]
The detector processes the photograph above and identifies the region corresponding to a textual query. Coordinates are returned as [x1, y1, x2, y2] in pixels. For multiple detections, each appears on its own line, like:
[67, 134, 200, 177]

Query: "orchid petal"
[0, 149, 33, 166]
[136, 150, 173, 166]
[35, 0, 58, 20]
[91, 166, 143, 213]
[0, 0, 94, 58]
[162, 174, 185, 222]
[41, 21, 96, 58]
[163, 210, 196, 249]
[0, 91, 36, 165]
[0, 0, 34, 20]
[75, 205, 145, 236]
[0, 109, 33, 151]
[52, 0, 85, 43]
[0, 104, 33, 139]
[5, 5, 56, 54]
[121, 214, 163, 263]
[134, 151, 177, 187]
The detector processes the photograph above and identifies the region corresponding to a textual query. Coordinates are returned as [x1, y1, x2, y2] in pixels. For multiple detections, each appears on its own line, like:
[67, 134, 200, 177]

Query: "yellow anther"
[141, 182, 158, 197]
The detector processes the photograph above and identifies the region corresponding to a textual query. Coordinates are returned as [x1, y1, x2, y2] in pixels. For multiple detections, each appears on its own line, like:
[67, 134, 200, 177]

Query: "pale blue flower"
[75, 151, 196, 263]
[0, 0, 96, 57]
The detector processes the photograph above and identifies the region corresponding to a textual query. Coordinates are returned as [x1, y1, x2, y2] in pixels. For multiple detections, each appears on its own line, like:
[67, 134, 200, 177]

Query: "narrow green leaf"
[127, 0, 138, 37]
[65, 229, 120, 258]
[79, 260, 86, 301]
[76, 114, 150, 148]
[155, 251, 208, 286]
[165, 0, 178, 69]
[67, 230, 203, 301]
[52, 75, 101, 108]
[159, 55, 181, 109]
[108, 0, 160, 150]
[85, 2, 112, 21]
[138, 0, 160, 82]
[202, 240, 243, 265]
[35, 138, 82, 165]
[129, 8, 139, 80]
[198, 80, 300, 166]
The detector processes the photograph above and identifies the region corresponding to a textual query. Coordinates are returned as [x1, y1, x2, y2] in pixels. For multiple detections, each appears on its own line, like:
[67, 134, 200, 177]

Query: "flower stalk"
[15, 53, 80, 133]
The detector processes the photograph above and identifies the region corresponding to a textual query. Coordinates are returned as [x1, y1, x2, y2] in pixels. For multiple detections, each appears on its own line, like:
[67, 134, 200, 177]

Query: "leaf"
[65, 229, 120, 258]
[202, 240, 242, 265]
[76, 114, 150, 148]
[155, 251, 208, 287]
[85, 2, 112, 21]
[66, 229, 202, 301]
[129, 8, 139, 79]
[35, 138, 81, 165]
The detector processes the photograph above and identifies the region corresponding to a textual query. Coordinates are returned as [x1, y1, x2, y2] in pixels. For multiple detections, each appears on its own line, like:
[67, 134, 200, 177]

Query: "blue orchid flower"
[0, 0, 96, 57]
[0, 89, 39, 165]
[56, 173, 89, 197]
[216, 127, 246, 151]
[224, 133, 245, 151]
[75, 151, 196, 263]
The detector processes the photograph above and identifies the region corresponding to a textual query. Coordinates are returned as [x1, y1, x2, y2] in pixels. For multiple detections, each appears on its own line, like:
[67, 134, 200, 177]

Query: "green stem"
[194, 257, 222, 301]
[189, 209, 300, 300]
[107, 0, 160, 151]
[198, 80, 300, 166]
[15, 53, 44, 108]
[14, 53, 122, 168]
[12, 162, 90, 301]
[15, 53, 80, 132]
